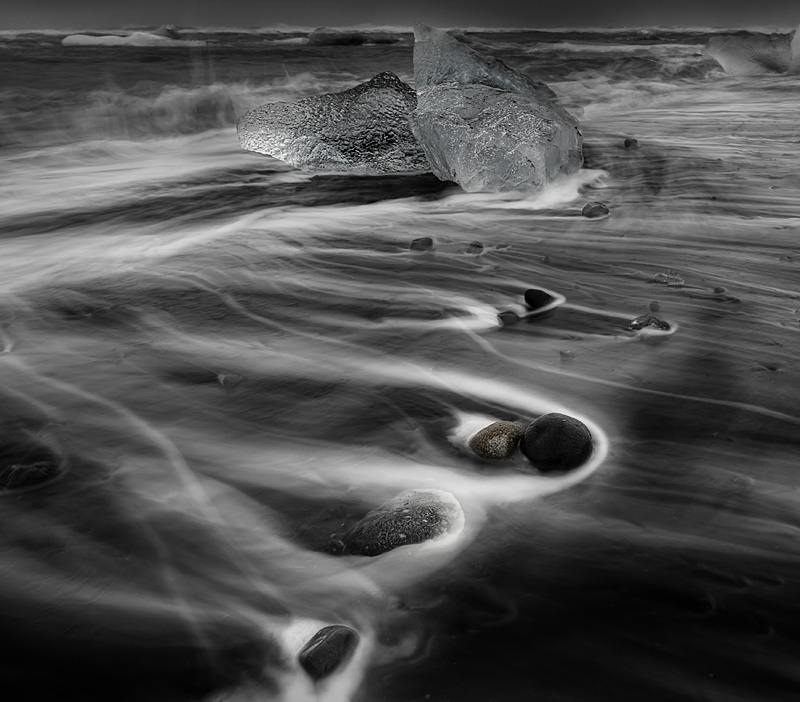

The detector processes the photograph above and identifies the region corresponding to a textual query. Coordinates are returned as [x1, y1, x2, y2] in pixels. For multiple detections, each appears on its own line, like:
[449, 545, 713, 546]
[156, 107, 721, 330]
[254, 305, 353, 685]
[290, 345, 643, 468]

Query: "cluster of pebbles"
[0, 278, 661, 691]
[299, 409, 596, 678]
[468, 413, 594, 469]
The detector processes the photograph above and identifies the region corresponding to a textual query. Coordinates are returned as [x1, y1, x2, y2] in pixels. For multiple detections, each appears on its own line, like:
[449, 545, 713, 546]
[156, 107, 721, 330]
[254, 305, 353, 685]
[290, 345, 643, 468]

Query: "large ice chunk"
[704, 32, 792, 75]
[236, 72, 429, 174]
[411, 83, 582, 193]
[410, 25, 582, 193]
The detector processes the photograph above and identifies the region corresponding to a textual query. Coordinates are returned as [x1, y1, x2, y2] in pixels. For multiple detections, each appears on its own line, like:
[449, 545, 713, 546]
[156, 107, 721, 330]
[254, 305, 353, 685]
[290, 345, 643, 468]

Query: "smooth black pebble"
[523, 288, 555, 310]
[298, 625, 359, 681]
[519, 413, 593, 472]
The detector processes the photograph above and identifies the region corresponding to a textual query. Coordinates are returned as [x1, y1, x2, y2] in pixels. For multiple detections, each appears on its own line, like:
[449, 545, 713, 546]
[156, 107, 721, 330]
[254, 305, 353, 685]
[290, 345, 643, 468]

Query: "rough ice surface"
[236, 72, 429, 174]
[410, 24, 582, 193]
[704, 33, 792, 75]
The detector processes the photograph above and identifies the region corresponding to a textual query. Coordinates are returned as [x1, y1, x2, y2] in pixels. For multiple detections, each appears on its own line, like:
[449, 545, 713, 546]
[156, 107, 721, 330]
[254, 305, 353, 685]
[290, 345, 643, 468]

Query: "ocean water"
[2, 25, 800, 702]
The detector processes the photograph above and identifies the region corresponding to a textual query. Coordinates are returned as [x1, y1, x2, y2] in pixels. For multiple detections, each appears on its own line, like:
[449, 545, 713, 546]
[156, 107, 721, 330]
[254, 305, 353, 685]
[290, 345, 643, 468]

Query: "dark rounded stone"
[713, 286, 727, 294]
[465, 241, 484, 254]
[468, 420, 525, 459]
[410, 236, 434, 252]
[298, 625, 359, 682]
[519, 413, 593, 472]
[649, 300, 660, 312]
[582, 201, 610, 218]
[0, 461, 60, 491]
[497, 310, 520, 327]
[629, 314, 670, 331]
[523, 288, 555, 310]
[623, 137, 640, 149]
[340, 488, 463, 556]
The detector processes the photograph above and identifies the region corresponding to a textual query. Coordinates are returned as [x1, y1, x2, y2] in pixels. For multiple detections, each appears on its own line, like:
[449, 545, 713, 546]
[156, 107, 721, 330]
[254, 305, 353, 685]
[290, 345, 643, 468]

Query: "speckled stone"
[519, 413, 593, 473]
[0, 461, 60, 491]
[468, 421, 525, 459]
[623, 137, 640, 149]
[237, 72, 429, 174]
[581, 201, 610, 218]
[465, 241, 484, 254]
[298, 625, 360, 682]
[340, 488, 463, 556]
[630, 314, 671, 331]
[651, 271, 685, 287]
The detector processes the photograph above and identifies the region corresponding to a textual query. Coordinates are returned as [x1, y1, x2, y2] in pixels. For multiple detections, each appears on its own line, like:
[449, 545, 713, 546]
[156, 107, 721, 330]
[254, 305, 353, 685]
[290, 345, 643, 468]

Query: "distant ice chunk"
[62, 31, 204, 47]
[151, 25, 181, 40]
[704, 32, 792, 75]
[236, 71, 430, 174]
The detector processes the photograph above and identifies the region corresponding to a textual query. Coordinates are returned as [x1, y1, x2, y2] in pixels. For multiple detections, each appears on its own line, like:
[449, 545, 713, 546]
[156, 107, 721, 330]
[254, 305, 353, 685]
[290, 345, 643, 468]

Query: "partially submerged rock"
[410, 236, 434, 252]
[498, 310, 520, 327]
[340, 488, 464, 556]
[582, 201, 610, 218]
[298, 625, 359, 681]
[524, 288, 556, 311]
[0, 461, 61, 491]
[237, 72, 429, 174]
[630, 314, 670, 331]
[519, 413, 593, 472]
[410, 24, 582, 193]
[651, 271, 685, 287]
[468, 420, 525, 459]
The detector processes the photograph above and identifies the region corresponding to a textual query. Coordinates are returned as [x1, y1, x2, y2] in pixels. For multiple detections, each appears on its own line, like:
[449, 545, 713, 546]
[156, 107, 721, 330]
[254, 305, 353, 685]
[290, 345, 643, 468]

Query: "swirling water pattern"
[1, 26, 800, 702]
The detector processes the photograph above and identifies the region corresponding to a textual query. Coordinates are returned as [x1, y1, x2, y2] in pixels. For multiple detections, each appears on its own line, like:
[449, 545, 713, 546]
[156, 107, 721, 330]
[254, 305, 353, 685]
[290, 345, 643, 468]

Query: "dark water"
[2, 25, 800, 702]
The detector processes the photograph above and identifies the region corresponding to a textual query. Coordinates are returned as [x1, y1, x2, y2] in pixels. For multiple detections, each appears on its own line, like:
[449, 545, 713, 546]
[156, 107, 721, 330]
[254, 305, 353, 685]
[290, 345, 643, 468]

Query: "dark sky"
[5, 0, 799, 30]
